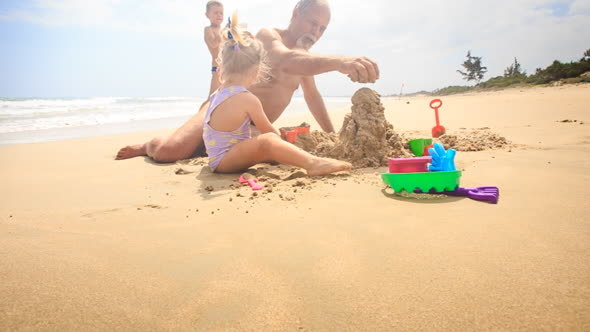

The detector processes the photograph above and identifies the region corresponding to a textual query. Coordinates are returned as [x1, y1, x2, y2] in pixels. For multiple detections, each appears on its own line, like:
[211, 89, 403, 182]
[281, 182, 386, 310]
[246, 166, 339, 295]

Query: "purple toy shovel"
[443, 186, 500, 204]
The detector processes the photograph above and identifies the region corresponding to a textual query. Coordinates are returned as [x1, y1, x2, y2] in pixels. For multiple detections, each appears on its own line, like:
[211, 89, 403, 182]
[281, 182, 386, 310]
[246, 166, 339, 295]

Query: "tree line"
[448, 48, 590, 92]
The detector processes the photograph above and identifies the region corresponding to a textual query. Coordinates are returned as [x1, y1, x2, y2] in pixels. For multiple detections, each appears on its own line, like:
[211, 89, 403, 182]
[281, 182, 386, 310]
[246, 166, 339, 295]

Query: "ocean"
[0, 96, 353, 145]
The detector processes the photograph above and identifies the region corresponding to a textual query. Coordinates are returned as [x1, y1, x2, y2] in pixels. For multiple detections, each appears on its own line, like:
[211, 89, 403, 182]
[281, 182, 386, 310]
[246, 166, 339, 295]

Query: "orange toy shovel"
[430, 99, 446, 138]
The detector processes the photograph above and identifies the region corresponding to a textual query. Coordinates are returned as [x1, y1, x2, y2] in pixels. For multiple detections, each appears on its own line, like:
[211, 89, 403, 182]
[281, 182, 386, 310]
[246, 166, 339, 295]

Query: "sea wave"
[0, 97, 204, 134]
[0, 96, 353, 138]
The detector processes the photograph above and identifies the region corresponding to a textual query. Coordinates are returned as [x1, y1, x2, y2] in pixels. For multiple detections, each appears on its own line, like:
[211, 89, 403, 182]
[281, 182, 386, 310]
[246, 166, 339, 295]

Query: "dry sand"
[1, 84, 590, 330]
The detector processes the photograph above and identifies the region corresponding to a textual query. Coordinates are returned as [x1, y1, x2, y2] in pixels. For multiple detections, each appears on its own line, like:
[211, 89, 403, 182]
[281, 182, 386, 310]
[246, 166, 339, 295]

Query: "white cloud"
[1, 0, 121, 25]
[570, 0, 590, 14]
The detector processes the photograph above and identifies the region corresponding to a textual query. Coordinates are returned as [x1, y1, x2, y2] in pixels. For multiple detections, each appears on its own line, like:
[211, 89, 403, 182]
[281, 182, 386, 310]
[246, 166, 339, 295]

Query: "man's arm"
[257, 28, 380, 84]
[301, 76, 334, 133]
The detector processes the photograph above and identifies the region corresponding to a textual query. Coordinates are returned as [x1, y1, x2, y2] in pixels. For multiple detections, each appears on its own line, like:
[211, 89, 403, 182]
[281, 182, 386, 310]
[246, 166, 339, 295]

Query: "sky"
[0, 0, 589, 98]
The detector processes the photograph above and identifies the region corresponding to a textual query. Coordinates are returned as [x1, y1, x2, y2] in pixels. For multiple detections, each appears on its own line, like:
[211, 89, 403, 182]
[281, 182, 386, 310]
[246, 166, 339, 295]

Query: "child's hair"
[206, 1, 223, 12]
[295, 0, 329, 13]
[218, 12, 268, 83]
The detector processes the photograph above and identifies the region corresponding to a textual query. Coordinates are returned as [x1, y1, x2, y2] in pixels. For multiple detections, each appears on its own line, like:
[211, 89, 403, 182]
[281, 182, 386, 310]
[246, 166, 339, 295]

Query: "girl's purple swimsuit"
[203, 85, 252, 172]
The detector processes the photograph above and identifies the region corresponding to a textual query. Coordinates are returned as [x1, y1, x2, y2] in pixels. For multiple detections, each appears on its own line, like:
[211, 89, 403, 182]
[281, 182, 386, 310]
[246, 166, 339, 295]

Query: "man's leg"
[116, 101, 209, 162]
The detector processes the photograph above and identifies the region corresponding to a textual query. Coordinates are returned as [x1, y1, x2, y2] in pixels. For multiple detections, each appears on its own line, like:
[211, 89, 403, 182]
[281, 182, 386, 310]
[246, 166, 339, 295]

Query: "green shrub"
[527, 60, 590, 84]
[432, 86, 474, 96]
[504, 58, 526, 77]
[478, 74, 528, 88]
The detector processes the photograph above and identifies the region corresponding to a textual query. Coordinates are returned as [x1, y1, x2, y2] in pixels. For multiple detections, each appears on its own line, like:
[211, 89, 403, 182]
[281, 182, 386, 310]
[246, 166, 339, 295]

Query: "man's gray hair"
[294, 0, 329, 13]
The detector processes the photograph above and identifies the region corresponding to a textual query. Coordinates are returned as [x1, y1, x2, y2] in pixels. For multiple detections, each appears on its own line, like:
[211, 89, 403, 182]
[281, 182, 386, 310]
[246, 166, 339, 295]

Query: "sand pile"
[293, 131, 339, 157]
[295, 88, 410, 167]
[438, 128, 511, 151]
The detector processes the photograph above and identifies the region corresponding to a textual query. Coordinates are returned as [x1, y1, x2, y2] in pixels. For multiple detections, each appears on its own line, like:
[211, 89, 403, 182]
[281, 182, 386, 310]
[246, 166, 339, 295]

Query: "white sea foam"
[0, 96, 353, 144]
[0, 97, 202, 134]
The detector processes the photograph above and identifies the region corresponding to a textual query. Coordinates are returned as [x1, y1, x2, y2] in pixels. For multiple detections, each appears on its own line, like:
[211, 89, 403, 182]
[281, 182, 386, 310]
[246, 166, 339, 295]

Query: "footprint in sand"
[175, 167, 194, 175]
[144, 204, 166, 209]
[283, 171, 307, 181]
[81, 208, 122, 219]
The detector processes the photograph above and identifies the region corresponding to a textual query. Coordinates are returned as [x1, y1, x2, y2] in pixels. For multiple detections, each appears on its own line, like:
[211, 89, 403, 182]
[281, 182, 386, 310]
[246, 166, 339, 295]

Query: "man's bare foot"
[306, 157, 352, 176]
[115, 144, 147, 160]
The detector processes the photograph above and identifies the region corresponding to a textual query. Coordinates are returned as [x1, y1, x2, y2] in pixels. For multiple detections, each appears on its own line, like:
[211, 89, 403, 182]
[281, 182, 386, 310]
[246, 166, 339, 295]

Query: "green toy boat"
[381, 170, 462, 193]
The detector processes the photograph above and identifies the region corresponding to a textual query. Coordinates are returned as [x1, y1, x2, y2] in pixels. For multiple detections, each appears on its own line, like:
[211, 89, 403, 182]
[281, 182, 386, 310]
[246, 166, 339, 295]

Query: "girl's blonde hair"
[218, 12, 268, 83]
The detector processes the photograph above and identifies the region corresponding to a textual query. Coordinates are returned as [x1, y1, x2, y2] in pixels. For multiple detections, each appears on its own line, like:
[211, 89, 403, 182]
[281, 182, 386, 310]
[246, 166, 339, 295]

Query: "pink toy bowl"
[388, 156, 432, 173]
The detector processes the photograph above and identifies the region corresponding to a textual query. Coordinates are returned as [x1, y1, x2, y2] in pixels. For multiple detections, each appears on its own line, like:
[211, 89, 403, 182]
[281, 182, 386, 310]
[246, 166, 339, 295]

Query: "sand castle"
[295, 87, 410, 167]
[330, 88, 410, 167]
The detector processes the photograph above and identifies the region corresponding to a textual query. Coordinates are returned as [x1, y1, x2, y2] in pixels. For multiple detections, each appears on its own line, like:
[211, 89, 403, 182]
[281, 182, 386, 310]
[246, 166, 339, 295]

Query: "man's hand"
[338, 56, 380, 83]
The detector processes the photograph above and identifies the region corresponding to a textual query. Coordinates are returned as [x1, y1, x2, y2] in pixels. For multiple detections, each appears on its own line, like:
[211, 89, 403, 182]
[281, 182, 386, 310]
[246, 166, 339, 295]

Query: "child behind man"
[204, 1, 224, 96]
[203, 13, 351, 176]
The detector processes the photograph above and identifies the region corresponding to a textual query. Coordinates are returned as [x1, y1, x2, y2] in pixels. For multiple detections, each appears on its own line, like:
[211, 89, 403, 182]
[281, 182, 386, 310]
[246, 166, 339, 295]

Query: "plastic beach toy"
[408, 138, 433, 157]
[279, 124, 310, 143]
[430, 99, 446, 138]
[428, 143, 456, 172]
[388, 157, 432, 173]
[239, 173, 263, 191]
[381, 170, 461, 193]
[442, 186, 500, 204]
[415, 186, 500, 204]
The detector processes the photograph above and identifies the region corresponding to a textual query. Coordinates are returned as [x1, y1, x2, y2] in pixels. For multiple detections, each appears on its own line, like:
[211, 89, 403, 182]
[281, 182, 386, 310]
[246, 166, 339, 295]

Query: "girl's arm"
[244, 94, 279, 136]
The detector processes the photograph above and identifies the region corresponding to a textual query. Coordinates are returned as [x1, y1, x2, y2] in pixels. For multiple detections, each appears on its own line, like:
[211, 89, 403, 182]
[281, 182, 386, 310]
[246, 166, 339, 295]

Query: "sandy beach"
[1, 84, 589, 330]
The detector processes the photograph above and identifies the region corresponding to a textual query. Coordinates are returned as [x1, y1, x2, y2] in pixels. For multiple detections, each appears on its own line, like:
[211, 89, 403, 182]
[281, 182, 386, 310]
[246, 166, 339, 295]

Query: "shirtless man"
[116, 0, 379, 162]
